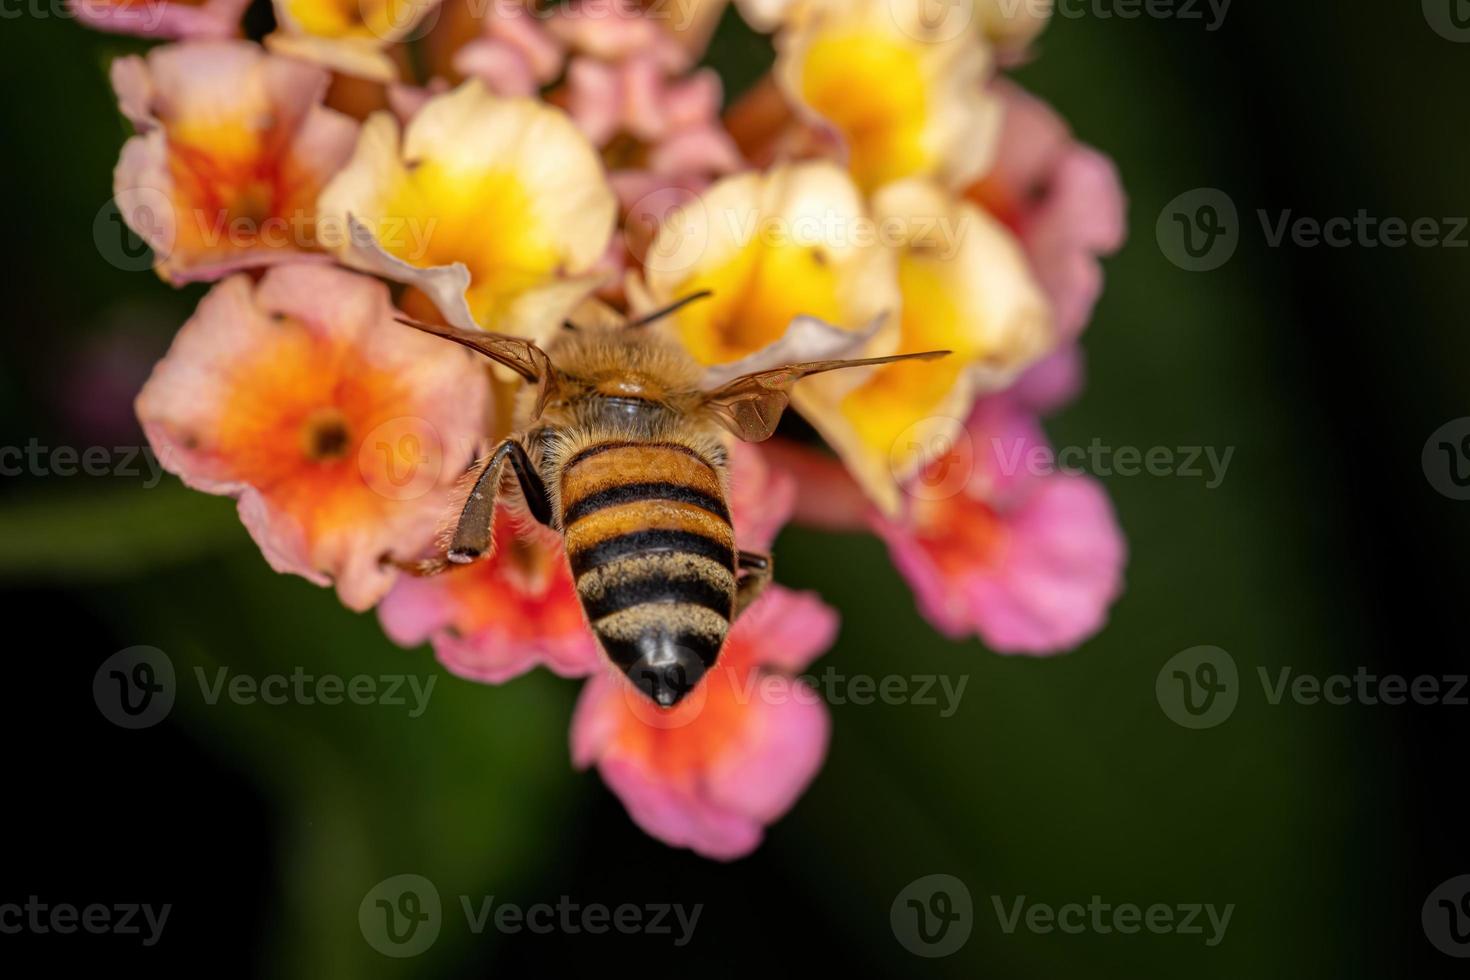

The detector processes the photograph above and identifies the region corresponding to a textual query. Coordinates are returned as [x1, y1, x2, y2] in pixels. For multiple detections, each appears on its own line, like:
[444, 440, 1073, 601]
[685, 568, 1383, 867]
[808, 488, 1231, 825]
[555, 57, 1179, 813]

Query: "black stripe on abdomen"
[581, 571, 732, 621]
[562, 481, 730, 526]
[569, 529, 734, 578]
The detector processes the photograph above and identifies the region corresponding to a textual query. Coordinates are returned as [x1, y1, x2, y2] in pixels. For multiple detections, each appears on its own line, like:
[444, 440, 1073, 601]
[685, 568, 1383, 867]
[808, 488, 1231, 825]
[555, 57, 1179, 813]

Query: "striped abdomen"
[560, 441, 735, 707]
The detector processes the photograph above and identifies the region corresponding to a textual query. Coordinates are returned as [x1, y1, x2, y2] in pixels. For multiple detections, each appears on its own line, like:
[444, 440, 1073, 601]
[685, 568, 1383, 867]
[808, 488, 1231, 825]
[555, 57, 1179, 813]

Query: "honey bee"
[393, 296, 947, 707]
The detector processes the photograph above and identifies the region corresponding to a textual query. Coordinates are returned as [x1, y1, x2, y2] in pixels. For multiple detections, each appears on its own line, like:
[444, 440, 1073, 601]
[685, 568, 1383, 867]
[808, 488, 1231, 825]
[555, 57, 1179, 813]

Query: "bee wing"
[702, 350, 951, 443]
[394, 316, 561, 417]
[393, 316, 553, 382]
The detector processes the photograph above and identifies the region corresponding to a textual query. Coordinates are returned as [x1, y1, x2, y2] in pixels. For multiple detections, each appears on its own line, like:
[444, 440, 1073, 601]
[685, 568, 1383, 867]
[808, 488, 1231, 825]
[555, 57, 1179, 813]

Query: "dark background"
[2, 2, 1468, 976]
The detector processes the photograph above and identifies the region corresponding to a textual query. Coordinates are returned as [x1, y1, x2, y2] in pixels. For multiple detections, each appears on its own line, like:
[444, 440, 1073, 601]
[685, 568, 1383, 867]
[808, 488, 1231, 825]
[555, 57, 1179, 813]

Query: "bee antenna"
[625, 290, 714, 330]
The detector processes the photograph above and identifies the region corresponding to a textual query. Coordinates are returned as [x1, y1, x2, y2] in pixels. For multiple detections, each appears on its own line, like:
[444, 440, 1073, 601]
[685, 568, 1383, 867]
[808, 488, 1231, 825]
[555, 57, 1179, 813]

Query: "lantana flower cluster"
[89, 0, 1127, 859]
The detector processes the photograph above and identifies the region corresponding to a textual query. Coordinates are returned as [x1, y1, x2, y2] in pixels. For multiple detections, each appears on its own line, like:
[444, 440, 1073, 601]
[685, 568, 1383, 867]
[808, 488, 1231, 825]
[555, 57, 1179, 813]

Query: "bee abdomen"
[560, 443, 736, 706]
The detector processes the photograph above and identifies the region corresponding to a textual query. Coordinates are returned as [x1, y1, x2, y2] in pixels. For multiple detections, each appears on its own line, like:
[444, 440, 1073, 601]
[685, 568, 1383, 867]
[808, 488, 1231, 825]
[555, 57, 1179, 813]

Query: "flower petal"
[570, 586, 836, 859]
[872, 396, 1125, 651]
[110, 41, 358, 284]
[797, 179, 1053, 514]
[970, 81, 1127, 344]
[317, 82, 617, 338]
[775, 0, 1001, 192]
[727, 441, 798, 553]
[136, 265, 489, 611]
[379, 511, 601, 682]
[266, 0, 442, 82]
[640, 161, 900, 366]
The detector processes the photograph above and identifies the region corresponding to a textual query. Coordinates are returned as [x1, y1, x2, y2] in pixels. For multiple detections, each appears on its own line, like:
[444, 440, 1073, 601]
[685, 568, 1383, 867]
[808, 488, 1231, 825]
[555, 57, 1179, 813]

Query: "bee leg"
[734, 551, 773, 618]
[388, 438, 553, 577]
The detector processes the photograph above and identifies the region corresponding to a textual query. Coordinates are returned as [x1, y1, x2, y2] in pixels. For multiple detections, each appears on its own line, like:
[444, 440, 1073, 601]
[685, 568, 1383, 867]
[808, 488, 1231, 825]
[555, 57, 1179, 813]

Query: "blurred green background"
[2, 3, 1468, 976]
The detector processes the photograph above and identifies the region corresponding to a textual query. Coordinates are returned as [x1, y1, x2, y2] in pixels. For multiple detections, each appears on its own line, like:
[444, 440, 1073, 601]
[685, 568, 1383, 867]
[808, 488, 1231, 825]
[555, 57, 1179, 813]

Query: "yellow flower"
[266, 0, 441, 82]
[317, 81, 618, 339]
[638, 161, 899, 367]
[799, 179, 1053, 513]
[773, 0, 1000, 194]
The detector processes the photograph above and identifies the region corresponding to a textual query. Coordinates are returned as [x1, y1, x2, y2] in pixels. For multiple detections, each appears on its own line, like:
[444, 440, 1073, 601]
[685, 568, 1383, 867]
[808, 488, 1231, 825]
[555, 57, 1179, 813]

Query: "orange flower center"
[301, 408, 352, 462]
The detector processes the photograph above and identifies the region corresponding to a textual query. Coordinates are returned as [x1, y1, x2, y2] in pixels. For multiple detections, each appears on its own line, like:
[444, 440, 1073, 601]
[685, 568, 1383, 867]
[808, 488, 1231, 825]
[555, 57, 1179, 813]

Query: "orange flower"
[378, 508, 601, 683]
[111, 41, 358, 284]
[136, 265, 489, 610]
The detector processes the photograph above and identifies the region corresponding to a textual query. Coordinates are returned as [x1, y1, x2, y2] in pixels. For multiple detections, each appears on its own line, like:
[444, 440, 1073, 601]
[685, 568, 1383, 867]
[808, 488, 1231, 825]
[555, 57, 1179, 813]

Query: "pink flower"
[873, 397, 1127, 653]
[453, 5, 566, 97]
[1009, 345, 1087, 416]
[135, 265, 490, 611]
[69, 0, 250, 40]
[727, 440, 798, 553]
[969, 80, 1127, 345]
[378, 509, 601, 684]
[546, 0, 691, 71]
[110, 41, 358, 284]
[565, 53, 742, 305]
[566, 57, 742, 178]
[769, 398, 1126, 654]
[571, 586, 836, 860]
